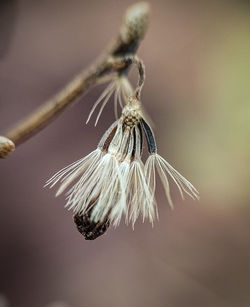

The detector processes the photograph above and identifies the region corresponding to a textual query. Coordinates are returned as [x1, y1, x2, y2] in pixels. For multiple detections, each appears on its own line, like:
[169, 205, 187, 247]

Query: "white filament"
[145, 153, 199, 209]
[126, 127, 157, 227]
[86, 76, 134, 125]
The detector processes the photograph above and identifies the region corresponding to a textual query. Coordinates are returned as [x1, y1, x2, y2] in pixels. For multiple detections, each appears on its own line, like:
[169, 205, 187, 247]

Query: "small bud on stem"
[0, 136, 15, 158]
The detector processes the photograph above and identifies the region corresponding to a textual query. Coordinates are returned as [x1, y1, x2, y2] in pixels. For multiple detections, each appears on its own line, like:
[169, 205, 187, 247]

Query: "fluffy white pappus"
[92, 155, 127, 227]
[86, 75, 133, 126]
[125, 127, 157, 227]
[145, 153, 199, 209]
[45, 121, 132, 227]
[119, 128, 134, 181]
[65, 123, 128, 226]
[45, 148, 103, 196]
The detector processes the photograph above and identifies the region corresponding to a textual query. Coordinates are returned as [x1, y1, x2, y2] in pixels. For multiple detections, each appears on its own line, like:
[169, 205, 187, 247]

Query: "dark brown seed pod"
[73, 212, 110, 240]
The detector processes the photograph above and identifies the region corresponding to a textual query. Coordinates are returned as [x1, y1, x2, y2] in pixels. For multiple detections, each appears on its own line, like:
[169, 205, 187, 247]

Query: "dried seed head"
[0, 136, 15, 158]
[121, 2, 150, 43]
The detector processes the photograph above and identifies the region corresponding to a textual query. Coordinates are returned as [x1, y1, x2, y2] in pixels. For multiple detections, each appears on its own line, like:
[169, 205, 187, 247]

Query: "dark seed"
[73, 212, 110, 240]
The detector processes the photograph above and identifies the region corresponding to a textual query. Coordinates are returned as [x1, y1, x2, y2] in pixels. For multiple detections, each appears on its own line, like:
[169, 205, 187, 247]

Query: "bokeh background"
[0, 0, 250, 306]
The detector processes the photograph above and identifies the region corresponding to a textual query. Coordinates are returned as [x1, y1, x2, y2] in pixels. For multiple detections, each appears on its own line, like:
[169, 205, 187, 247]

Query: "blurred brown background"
[0, 1, 250, 307]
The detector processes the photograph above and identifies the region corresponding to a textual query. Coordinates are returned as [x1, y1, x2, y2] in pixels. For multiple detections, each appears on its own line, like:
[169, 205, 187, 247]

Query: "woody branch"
[0, 2, 150, 158]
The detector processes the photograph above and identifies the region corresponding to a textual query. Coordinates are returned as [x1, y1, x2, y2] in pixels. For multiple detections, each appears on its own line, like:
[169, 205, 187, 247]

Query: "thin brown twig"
[0, 2, 150, 158]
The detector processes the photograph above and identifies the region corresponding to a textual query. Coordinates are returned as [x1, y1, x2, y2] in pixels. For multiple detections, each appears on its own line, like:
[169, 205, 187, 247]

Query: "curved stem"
[133, 55, 146, 100]
[114, 55, 145, 100]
